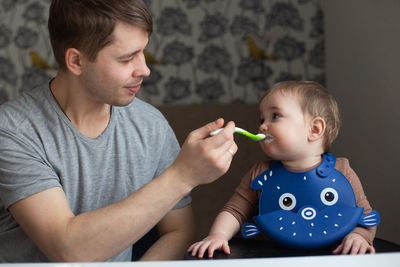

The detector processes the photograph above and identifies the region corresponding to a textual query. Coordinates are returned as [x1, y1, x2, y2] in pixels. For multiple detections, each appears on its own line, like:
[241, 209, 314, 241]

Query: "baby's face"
[258, 92, 312, 161]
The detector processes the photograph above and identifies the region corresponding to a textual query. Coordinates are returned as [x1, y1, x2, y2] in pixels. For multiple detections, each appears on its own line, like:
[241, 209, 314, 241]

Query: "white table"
[3, 252, 400, 267]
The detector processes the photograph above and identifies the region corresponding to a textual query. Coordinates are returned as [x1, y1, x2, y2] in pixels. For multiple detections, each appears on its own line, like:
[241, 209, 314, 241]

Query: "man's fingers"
[206, 121, 236, 150]
[189, 118, 225, 140]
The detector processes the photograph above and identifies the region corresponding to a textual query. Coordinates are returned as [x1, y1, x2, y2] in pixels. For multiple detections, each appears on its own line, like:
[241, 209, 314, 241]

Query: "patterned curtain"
[0, 0, 324, 105]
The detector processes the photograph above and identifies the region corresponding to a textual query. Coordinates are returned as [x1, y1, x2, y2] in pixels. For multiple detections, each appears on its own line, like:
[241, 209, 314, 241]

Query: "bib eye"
[279, 193, 296, 210]
[320, 188, 339, 206]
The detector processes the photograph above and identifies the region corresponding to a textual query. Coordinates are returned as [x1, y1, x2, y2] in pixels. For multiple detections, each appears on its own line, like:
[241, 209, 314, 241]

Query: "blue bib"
[241, 153, 380, 249]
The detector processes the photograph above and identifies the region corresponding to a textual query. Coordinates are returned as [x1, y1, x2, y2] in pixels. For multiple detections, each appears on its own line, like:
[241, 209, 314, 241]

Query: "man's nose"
[133, 52, 151, 78]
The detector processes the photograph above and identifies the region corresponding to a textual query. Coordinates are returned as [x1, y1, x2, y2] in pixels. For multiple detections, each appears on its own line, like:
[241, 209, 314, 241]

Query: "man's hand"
[171, 118, 238, 189]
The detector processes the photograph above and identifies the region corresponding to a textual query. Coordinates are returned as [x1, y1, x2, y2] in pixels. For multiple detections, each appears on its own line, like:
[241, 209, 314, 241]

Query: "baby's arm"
[188, 161, 267, 258]
[333, 158, 377, 254]
[187, 211, 240, 258]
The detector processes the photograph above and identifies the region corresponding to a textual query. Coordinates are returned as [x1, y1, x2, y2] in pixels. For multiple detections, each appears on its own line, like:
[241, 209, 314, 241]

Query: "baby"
[188, 81, 377, 258]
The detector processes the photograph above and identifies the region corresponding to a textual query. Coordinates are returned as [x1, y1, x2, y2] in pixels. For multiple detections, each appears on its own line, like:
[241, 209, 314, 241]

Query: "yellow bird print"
[246, 36, 277, 61]
[144, 50, 166, 65]
[30, 51, 57, 70]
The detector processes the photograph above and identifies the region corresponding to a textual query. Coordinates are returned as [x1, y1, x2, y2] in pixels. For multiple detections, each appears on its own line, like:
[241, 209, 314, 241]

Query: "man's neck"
[50, 73, 111, 138]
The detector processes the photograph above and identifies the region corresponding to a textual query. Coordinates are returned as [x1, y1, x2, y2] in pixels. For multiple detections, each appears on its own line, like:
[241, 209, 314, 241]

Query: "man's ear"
[65, 48, 83, 75]
[308, 116, 326, 142]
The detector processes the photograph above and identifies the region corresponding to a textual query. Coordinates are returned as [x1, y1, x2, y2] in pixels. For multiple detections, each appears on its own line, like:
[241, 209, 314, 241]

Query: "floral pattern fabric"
[0, 0, 324, 105]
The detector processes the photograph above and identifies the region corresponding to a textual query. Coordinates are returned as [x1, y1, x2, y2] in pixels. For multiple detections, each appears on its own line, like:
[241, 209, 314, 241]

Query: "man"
[0, 0, 237, 262]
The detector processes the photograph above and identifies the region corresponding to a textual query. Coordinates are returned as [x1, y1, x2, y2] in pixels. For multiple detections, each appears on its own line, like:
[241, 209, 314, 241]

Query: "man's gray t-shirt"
[0, 81, 191, 262]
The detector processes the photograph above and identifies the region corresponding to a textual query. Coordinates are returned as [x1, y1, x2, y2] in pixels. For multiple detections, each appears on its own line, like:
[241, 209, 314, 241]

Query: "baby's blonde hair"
[261, 81, 341, 151]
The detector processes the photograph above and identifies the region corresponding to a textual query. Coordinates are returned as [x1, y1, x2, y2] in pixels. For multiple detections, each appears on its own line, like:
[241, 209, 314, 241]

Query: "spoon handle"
[210, 127, 265, 141]
[210, 127, 243, 136]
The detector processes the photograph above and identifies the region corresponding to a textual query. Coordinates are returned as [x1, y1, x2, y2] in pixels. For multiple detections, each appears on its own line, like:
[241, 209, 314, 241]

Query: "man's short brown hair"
[48, 0, 152, 70]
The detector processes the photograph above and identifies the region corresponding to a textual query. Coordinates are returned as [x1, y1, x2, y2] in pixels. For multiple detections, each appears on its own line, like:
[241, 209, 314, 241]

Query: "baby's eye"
[272, 113, 280, 120]
[259, 118, 265, 125]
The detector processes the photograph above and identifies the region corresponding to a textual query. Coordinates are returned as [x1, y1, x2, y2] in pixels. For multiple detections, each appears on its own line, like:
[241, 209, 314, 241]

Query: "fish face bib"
[241, 153, 380, 249]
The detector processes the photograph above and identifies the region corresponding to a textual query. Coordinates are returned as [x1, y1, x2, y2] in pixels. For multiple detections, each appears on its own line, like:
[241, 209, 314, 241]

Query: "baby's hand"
[332, 232, 375, 255]
[187, 233, 230, 258]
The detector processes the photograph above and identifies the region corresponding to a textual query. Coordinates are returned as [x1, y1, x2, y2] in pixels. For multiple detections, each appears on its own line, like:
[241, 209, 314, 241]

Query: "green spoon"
[210, 127, 266, 141]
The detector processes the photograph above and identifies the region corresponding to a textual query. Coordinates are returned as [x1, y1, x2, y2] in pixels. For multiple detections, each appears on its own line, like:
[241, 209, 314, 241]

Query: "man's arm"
[9, 119, 237, 262]
[9, 173, 188, 262]
[139, 205, 195, 261]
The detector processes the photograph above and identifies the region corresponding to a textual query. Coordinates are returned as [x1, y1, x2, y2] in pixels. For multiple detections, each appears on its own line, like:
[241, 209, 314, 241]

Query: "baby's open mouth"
[263, 134, 275, 144]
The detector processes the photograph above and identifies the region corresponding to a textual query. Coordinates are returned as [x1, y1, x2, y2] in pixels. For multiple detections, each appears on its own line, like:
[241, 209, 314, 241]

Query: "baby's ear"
[308, 116, 326, 142]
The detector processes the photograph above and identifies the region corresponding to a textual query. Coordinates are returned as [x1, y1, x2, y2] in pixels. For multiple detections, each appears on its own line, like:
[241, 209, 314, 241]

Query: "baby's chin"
[260, 144, 278, 160]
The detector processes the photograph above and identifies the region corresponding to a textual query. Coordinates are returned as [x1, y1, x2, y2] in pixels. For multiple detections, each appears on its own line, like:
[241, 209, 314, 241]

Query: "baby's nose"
[259, 123, 268, 133]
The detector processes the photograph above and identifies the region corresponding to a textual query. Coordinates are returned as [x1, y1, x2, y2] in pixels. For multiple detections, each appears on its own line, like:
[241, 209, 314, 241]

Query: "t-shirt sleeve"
[156, 123, 191, 209]
[335, 158, 376, 245]
[0, 130, 61, 209]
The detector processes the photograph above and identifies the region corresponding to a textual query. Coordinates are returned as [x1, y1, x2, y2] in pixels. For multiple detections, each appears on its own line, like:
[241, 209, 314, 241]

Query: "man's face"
[79, 22, 151, 107]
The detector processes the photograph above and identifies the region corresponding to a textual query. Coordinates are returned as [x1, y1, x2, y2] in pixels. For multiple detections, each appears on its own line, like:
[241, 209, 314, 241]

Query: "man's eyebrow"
[116, 50, 139, 60]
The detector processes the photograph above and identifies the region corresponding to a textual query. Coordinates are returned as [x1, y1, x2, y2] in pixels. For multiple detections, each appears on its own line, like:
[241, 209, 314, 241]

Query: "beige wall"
[323, 0, 400, 244]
